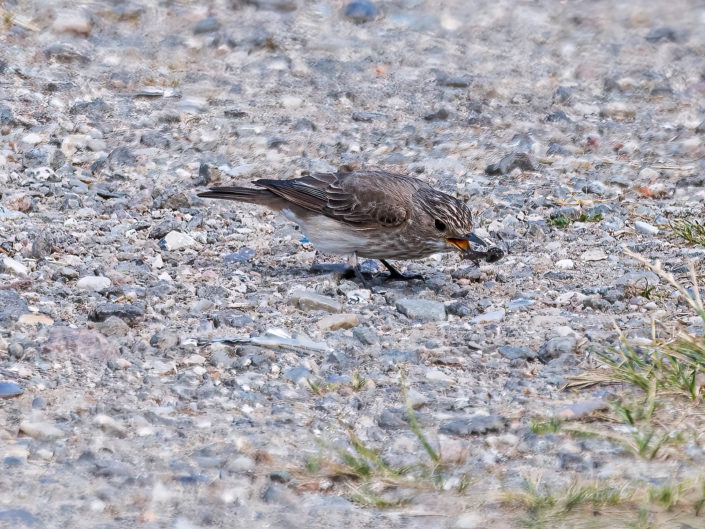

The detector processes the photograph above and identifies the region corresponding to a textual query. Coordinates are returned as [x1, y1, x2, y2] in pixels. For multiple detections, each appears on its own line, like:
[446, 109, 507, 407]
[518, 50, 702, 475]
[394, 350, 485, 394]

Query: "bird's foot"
[379, 259, 425, 282]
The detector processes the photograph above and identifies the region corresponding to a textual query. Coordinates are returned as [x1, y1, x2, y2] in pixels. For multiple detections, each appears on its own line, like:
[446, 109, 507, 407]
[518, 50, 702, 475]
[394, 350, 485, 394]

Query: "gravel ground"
[1, 0, 705, 527]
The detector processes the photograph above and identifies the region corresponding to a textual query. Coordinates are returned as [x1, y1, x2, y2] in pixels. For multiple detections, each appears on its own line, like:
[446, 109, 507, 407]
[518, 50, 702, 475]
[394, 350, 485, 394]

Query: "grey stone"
[344, 0, 379, 23]
[439, 414, 504, 436]
[193, 17, 220, 34]
[353, 326, 379, 345]
[0, 509, 39, 526]
[538, 335, 577, 363]
[290, 291, 342, 313]
[224, 247, 256, 263]
[396, 298, 446, 322]
[0, 290, 28, 322]
[0, 381, 23, 399]
[283, 366, 311, 384]
[485, 152, 539, 175]
[498, 346, 536, 360]
[90, 303, 145, 323]
[377, 408, 407, 429]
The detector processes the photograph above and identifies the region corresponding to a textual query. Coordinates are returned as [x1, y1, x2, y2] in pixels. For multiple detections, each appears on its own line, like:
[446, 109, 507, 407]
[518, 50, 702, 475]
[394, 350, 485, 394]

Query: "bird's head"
[418, 188, 504, 264]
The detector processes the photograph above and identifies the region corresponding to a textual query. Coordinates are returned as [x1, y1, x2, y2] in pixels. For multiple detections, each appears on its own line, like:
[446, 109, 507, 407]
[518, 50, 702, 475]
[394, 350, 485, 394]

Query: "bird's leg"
[350, 253, 369, 288]
[379, 259, 424, 281]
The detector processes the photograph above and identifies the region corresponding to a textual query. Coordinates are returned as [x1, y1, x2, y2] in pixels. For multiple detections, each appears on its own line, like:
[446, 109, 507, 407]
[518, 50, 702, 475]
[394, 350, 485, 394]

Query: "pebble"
[634, 221, 659, 235]
[52, 10, 92, 35]
[193, 17, 220, 34]
[580, 249, 607, 261]
[344, 0, 379, 22]
[0, 381, 23, 399]
[76, 276, 112, 291]
[290, 291, 342, 313]
[538, 335, 577, 363]
[1, 256, 28, 276]
[0, 289, 29, 323]
[19, 421, 64, 440]
[18, 314, 54, 326]
[498, 346, 536, 360]
[439, 415, 504, 436]
[317, 313, 360, 331]
[555, 259, 574, 269]
[159, 231, 197, 251]
[90, 303, 144, 323]
[470, 308, 505, 324]
[558, 399, 608, 419]
[352, 326, 379, 345]
[396, 298, 446, 322]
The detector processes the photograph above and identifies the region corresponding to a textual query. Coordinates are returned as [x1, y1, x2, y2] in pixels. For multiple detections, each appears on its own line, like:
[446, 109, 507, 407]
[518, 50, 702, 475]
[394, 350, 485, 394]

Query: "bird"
[198, 170, 503, 282]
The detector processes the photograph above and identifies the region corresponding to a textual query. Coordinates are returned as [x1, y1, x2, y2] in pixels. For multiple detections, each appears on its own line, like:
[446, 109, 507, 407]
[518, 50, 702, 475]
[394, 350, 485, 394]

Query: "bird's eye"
[434, 219, 446, 231]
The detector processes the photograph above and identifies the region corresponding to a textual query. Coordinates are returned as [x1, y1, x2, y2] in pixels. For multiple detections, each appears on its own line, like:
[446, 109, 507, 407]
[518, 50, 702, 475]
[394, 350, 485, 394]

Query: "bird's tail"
[197, 186, 275, 205]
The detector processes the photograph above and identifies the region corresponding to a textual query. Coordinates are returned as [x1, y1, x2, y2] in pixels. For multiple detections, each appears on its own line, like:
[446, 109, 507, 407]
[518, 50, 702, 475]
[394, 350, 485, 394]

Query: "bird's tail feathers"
[197, 186, 273, 205]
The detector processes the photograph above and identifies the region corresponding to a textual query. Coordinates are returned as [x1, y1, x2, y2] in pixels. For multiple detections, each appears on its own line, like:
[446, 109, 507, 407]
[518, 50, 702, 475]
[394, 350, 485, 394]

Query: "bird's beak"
[446, 233, 504, 264]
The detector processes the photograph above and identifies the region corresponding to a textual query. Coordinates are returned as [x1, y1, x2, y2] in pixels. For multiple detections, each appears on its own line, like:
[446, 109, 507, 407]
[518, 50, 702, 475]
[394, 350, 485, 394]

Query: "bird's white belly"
[282, 208, 376, 256]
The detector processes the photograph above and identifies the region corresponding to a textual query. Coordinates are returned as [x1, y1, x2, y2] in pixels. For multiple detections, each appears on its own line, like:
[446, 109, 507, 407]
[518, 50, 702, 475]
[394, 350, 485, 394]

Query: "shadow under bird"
[198, 170, 503, 281]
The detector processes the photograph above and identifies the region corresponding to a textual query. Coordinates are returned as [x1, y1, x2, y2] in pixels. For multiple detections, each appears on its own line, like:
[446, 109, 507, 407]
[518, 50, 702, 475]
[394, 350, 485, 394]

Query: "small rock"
[290, 291, 342, 313]
[94, 414, 126, 437]
[696, 120, 705, 134]
[76, 276, 112, 291]
[558, 399, 608, 419]
[0, 290, 29, 323]
[470, 308, 505, 324]
[424, 108, 450, 121]
[634, 221, 658, 235]
[1, 256, 28, 276]
[224, 248, 256, 264]
[193, 16, 220, 34]
[90, 303, 144, 323]
[555, 259, 574, 270]
[159, 231, 197, 251]
[0, 381, 23, 399]
[44, 327, 119, 361]
[4, 192, 32, 212]
[318, 314, 360, 331]
[439, 415, 504, 436]
[52, 10, 92, 35]
[538, 335, 577, 363]
[30, 232, 54, 258]
[498, 346, 536, 360]
[645, 26, 680, 43]
[352, 326, 379, 345]
[396, 298, 446, 322]
[405, 389, 428, 409]
[580, 249, 607, 261]
[19, 421, 64, 440]
[283, 366, 311, 384]
[18, 314, 54, 326]
[344, 0, 379, 23]
[485, 152, 539, 175]
[351, 111, 387, 122]
[378, 409, 407, 429]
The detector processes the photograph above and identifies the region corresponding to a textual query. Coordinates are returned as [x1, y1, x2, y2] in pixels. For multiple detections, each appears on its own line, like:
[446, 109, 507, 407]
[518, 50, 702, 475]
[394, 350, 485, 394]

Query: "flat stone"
[159, 231, 197, 251]
[580, 249, 607, 261]
[18, 314, 54, 326]
[396, 298, 446, 322]
[439, 414, 504, 436]
[90, 303, 144, 322]
[558, 399, 608, 419]
[290, 291, 342, 313]
[344, 0, 379, 23]
[283, 366, 311, 384]
[0, 290, 29, 323]
[556, 259, 575, 270]
[352, 326, 379, 345]
[224, 247, 256, 264]
[498, 346, 536, 360]
[19, 421, 64, 440]
[43, 327, 119, 361]
[317, 313, 359, 331]
[538, 335, 577, 363]
[0, 381, 23, 399]
[634, 221, 659, 235]
[76, 276, 112, 291]
[1, 256, 28, 276]
[470, 308, 505, 324]
[52, 10, 92, 35]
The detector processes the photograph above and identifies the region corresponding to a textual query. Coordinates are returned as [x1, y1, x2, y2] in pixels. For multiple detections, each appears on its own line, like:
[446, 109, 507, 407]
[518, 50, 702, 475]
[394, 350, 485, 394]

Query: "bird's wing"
[254, 171, 416, 229]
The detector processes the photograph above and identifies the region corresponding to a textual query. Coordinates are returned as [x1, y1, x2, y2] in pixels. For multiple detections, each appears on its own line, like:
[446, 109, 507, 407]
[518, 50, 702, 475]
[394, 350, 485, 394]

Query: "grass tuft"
[671, 218, 705, 246]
